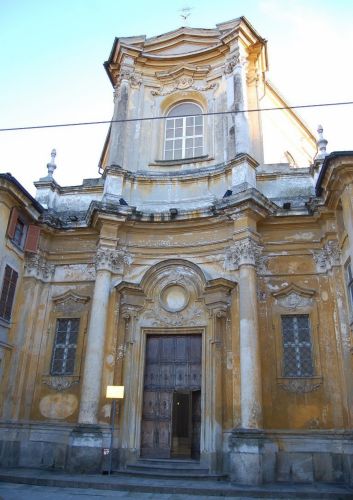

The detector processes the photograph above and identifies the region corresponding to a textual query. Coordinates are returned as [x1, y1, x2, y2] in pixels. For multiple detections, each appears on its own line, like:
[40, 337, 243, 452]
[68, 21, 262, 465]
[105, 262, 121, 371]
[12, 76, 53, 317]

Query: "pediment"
[52, 290, 90, 305]
[272, 283, 316, 299]
[155, 64, 211, 82]
[142, 28, 223, 59]
[272, 283, 316, 309]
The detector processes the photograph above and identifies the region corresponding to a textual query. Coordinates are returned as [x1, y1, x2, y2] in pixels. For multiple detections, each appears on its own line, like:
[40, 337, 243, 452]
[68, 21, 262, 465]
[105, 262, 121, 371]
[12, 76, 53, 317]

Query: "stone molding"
[312, 240, 341, 272]
[278, 378, 323, 394]
[24, 253, 55, 281]
[95, 246, 133, 273]
[151, 76, 217, 96]
[225, 237, 263, 270]
[42, 376, 80, 391]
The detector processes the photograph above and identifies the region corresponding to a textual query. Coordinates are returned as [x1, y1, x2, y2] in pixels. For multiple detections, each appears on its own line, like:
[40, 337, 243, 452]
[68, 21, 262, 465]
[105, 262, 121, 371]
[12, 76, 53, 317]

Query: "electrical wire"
[0, 100, 352, 132]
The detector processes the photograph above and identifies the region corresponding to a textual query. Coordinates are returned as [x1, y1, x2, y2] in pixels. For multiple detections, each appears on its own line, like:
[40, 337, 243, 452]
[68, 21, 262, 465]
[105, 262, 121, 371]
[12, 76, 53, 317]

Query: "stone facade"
[0, 17, 352, 485]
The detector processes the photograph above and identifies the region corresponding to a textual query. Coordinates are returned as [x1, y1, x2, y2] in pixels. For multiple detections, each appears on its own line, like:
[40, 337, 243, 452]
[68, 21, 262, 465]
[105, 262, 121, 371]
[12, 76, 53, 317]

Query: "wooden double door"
[141, 334, 202, 459]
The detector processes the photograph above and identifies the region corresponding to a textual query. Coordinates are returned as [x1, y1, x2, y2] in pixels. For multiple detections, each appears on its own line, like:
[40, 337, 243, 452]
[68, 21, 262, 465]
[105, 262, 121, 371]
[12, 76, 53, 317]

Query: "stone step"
[123, 458, 227, 480]
[129, 458, 208, 471]
[117, 470, 227, 481]
[1, 469, 353, 498]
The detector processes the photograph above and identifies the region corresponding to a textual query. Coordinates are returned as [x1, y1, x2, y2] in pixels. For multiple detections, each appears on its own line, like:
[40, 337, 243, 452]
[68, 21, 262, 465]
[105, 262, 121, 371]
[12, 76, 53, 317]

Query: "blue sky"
[1, 0, 352, 192]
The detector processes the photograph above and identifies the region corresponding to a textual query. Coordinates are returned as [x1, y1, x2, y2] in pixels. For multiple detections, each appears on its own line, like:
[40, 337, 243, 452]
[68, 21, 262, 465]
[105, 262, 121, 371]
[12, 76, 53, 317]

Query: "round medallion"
[160, 284, 189, 312]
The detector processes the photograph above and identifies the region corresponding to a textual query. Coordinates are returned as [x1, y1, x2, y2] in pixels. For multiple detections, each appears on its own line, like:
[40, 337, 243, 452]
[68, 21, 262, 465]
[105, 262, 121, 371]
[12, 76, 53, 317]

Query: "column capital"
[225, 237, 263, 269]
[95, 245, 132, 273]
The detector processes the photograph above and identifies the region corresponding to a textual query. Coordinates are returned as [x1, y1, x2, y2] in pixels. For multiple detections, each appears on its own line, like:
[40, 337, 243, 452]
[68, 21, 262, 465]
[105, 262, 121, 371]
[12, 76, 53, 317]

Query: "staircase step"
[127, 460, 209, 474]
[123, 459, 227, 480]
[135, 458, 199, 466]
[117, 470, 227, 480]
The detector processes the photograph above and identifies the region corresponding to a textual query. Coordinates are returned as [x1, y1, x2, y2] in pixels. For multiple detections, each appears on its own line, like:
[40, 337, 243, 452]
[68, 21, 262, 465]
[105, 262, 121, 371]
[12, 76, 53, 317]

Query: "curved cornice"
[104, 17, 267, 85]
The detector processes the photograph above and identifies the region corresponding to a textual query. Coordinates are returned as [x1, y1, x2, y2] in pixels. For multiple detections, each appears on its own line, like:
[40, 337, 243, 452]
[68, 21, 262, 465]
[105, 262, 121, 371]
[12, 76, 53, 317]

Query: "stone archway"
[115, 259, 235, 470]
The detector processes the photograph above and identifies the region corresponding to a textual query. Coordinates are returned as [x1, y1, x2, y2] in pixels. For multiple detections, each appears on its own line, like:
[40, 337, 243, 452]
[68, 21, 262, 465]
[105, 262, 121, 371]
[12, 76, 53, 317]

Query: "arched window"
[164, 102, 203, 160]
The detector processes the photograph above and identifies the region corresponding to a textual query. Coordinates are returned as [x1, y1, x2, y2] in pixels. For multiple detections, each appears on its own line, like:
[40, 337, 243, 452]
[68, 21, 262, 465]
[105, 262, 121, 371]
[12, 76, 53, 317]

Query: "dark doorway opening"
[172, 391, 190, 457]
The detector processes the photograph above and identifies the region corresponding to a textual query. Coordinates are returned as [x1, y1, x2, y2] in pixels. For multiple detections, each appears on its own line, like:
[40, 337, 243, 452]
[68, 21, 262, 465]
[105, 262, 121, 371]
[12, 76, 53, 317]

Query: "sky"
[0, 0, 352, 194]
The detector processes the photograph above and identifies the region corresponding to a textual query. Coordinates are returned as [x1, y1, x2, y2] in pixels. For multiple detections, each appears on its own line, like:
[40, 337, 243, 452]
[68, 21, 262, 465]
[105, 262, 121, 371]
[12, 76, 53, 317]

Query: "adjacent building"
[0, 17, 352, 484]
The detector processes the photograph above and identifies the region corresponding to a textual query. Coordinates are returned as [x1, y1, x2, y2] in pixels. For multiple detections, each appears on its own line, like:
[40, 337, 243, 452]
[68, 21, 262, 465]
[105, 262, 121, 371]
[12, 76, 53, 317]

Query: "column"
[78, 247, 115, 424]
[107, 56, 141, 168]
[224, 49, 257, 188]
[228, 236, 264, 485]
[239, 260, 262, 429]
[230, 237, 262, 428]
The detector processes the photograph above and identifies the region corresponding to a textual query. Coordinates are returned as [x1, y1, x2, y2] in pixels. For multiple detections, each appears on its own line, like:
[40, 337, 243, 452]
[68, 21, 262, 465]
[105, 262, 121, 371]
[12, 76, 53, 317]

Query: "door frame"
[138, 328, 205, 460]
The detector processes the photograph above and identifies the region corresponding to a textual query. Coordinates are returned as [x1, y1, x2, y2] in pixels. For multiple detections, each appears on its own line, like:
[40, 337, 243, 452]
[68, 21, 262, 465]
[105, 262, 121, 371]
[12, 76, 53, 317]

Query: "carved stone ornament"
[223, 50, 241, 75]
[95, 246, 133, 273]
[312, 240, 341, 272]
[151, 77, 217, 96]
[114, 65, 142, 101]
[225, 237, 263, 270]
[43, 376, 79, 391]
[278, 379, 322, 393]
[113, 343, 127, 361]
[143, 302, 205, 327]
[277, 292, 313, 309]
[139, 263, 207, 328]
[24, 253, 55, 280]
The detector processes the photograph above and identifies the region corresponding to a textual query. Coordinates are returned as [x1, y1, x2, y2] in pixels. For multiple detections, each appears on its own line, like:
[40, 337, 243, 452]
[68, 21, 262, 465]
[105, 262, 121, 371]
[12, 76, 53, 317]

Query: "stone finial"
[47, 148, 57, 178]
[315, 125, 328, 160]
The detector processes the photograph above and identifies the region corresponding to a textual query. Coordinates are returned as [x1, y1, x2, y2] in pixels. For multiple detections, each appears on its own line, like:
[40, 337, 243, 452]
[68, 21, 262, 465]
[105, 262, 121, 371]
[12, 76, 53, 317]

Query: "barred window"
[164, 102, 203, 160]
[281, 314, 314, 377]
[0, 265, 18, 322]
[51, 318, 80, 375]
[344, 260, 353, 311]
[12, 219, 26, 247]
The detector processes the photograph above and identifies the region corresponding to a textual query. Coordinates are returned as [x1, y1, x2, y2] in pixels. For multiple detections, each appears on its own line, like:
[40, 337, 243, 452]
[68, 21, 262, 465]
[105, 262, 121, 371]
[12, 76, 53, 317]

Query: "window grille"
[164, 102, 203, 160]
[281, 314, 314, 377]
[0, 265, 18, 322]
[13, 219, 25, 247]
[345, 260, 353, 310]
[51, 318, 80, 375]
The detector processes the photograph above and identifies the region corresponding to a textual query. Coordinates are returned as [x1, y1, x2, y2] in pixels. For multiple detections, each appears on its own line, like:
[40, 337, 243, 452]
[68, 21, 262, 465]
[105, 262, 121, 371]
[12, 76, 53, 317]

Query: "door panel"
[141, 335, 201, 459]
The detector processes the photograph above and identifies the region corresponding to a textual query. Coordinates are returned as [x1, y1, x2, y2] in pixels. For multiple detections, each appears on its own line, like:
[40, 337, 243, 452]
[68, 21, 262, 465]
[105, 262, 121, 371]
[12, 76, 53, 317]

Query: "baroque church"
[0, 17, 352, 485]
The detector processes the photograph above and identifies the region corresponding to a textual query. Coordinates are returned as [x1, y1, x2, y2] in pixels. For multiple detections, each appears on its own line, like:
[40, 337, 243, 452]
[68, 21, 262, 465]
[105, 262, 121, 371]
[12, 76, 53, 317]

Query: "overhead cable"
[0, 100, 352, 132]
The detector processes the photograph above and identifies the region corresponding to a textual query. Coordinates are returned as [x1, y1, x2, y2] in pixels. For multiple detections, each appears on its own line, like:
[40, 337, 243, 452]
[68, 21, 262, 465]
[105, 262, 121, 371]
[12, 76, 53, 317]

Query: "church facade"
[0, 17, 352, 485]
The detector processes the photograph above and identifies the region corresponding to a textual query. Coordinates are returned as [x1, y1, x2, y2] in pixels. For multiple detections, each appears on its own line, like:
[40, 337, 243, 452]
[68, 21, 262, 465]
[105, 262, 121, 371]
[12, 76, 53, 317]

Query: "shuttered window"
[50, 318, 80, 375]
[0, 265, 18, 322]
[281, 314, 314, 377]
[7, 208, 40, 252]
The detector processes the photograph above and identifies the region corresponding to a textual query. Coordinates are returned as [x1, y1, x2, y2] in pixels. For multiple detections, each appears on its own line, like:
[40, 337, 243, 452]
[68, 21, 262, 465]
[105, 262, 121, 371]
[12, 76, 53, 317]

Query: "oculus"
[160, 284, 189, 313]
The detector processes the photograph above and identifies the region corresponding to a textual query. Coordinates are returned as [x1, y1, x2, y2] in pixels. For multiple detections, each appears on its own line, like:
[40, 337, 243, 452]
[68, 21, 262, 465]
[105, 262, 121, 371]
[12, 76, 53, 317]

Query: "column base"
[229, 428, 268, 485]
[66, 425, 103, 473]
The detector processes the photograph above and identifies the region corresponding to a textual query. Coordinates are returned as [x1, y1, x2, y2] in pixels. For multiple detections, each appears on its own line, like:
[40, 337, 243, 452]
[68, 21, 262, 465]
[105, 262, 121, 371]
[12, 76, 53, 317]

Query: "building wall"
[0, 18, 352, 485]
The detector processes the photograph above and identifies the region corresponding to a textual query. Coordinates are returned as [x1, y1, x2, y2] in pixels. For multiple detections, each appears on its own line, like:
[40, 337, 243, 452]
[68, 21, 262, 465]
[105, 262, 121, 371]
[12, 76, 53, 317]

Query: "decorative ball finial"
[47, 148, 57, 178]
[316, 125, 328, 160]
